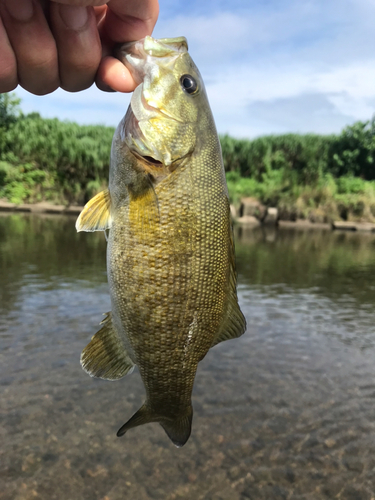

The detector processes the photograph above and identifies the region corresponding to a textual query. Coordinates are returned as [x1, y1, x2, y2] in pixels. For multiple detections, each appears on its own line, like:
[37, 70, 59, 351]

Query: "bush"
[0, 161, 58, 204]
[329, 119, 375, 179]
[0, 110, 114, 204]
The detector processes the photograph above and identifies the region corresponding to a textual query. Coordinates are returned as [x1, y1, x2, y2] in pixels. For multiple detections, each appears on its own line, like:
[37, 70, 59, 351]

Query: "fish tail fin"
[159, 405, 193, 448]
[116, 404, 155, 437]
[116, 403, 193, 448]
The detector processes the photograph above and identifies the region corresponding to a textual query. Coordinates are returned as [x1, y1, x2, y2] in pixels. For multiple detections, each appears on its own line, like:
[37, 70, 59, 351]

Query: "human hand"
[0, 0, 159, 95]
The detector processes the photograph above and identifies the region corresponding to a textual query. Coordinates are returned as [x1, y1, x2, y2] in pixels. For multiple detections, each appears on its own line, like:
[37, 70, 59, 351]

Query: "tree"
[0, 93, 21, 128]
[329, 119, 375, 179]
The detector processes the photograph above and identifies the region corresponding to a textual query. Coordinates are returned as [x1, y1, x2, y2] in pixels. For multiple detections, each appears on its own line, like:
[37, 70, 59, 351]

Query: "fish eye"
[180, 74, 198, 95]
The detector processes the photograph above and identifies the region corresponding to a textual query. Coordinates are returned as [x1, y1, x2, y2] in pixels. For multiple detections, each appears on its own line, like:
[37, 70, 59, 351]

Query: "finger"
[49, 3, 101, 92]
[96, 56, 135, 92]
[103, 0, 159, 42]
[0, 16, 17, 92]
[51, 0, 107, 6]
[93, 4, 107, 25]
[0, 0, 59, 95]
[97, 0, 159, 92]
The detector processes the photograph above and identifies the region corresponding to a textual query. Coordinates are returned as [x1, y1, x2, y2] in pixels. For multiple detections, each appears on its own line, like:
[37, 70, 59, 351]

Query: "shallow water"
[1, 214, 375, 499]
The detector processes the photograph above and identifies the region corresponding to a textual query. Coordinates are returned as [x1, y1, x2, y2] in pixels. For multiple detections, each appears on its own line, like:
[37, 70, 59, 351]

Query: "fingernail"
[5, 0, 34, 22]
[59, 5, 88, 30]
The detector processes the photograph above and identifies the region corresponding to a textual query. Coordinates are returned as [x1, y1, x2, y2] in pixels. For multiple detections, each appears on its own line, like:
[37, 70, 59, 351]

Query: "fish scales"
[111, 152, 228, 403]
[76, 36, 246, 447]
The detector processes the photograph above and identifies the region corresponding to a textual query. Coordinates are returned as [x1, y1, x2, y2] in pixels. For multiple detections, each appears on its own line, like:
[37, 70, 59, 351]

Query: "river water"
[1, 213, 375, 500]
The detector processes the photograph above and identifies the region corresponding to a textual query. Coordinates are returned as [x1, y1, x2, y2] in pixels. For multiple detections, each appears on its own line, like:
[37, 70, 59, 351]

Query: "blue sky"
[15, 0, 375, 138]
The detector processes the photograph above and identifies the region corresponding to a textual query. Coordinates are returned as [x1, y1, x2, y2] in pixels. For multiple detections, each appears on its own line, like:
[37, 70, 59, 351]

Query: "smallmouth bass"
[76, 36, 246, 447]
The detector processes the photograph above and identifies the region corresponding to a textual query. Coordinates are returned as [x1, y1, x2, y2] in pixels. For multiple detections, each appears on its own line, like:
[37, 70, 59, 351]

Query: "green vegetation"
[222, 122, 375, 221]
[0, 94, 114, 204]
[1, 92, 375, 221]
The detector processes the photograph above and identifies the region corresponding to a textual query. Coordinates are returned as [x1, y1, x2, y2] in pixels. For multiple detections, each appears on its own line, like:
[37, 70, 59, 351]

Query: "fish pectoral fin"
[80, 312, 134, 380]
[76, 188, 112, 232]
[117, 403, 193, 448]
[211, 292, 246, 348]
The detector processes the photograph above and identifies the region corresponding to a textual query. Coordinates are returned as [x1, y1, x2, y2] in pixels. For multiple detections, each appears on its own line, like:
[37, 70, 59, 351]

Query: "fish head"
[116, 36, 207, 176]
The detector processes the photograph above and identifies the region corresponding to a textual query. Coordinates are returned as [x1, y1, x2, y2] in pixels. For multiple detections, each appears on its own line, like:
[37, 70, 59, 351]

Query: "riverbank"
[3, 199, 375, 232]
[0, 199, 82, 215]
[231, 197, 375, 231]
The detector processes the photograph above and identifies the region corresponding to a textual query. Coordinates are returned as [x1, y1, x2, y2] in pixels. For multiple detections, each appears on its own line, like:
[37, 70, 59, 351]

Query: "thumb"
[95, 0, 158, 92]
[103, 0, 159, 43]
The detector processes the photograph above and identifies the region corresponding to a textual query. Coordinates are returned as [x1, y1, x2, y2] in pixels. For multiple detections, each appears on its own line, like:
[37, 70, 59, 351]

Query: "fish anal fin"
[76, 188, 112, 232]
[211, 292, 246, 348]
[80, 312, 134, 380]
[117, 403, 193, 448]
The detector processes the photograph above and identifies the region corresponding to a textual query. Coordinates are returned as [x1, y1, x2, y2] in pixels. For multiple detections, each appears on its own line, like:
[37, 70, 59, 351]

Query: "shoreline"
[2, 200, 375, 232]
[0, 200, 83, 215]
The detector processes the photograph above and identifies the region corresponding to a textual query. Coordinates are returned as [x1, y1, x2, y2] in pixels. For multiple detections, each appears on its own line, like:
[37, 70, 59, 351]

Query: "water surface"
[1, 214, 375, 500]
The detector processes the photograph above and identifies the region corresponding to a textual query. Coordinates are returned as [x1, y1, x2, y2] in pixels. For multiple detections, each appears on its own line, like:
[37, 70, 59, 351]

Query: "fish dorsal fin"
[76, 189, 112, 232]
[80, 312, 134, 380]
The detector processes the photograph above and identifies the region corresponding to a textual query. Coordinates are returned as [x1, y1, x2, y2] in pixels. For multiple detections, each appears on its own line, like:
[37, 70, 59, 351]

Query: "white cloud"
[206, 59, 375, 136]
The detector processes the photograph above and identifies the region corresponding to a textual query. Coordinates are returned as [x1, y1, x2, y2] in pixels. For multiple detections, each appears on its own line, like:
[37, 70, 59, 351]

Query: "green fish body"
[76, 36, 246, 447]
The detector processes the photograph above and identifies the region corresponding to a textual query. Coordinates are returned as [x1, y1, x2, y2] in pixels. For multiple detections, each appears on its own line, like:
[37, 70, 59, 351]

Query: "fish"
[76, 36, 246, 447]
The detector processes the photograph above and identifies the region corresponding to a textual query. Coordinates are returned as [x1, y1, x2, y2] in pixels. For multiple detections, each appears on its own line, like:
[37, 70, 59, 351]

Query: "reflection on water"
[1, 214, 375, 500]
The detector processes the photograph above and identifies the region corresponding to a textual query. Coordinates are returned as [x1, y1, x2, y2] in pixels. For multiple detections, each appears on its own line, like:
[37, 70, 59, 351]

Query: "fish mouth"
[125, 87, 183, 168]
[115, 37, 188, 85]
[124, 107, 170, 172]
[119, 36, 191, 170]
[132, 149, 164, 168]
[125, 107, 166, 161]
[142, 156, 163, 166]
[116, 36, 186, 124]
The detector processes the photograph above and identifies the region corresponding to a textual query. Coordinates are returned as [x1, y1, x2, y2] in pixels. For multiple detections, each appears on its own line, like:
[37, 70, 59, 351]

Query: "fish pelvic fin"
[117, 403, 193, 448]
[76, 188, 112, 232]
[80, 312, 134, 380]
